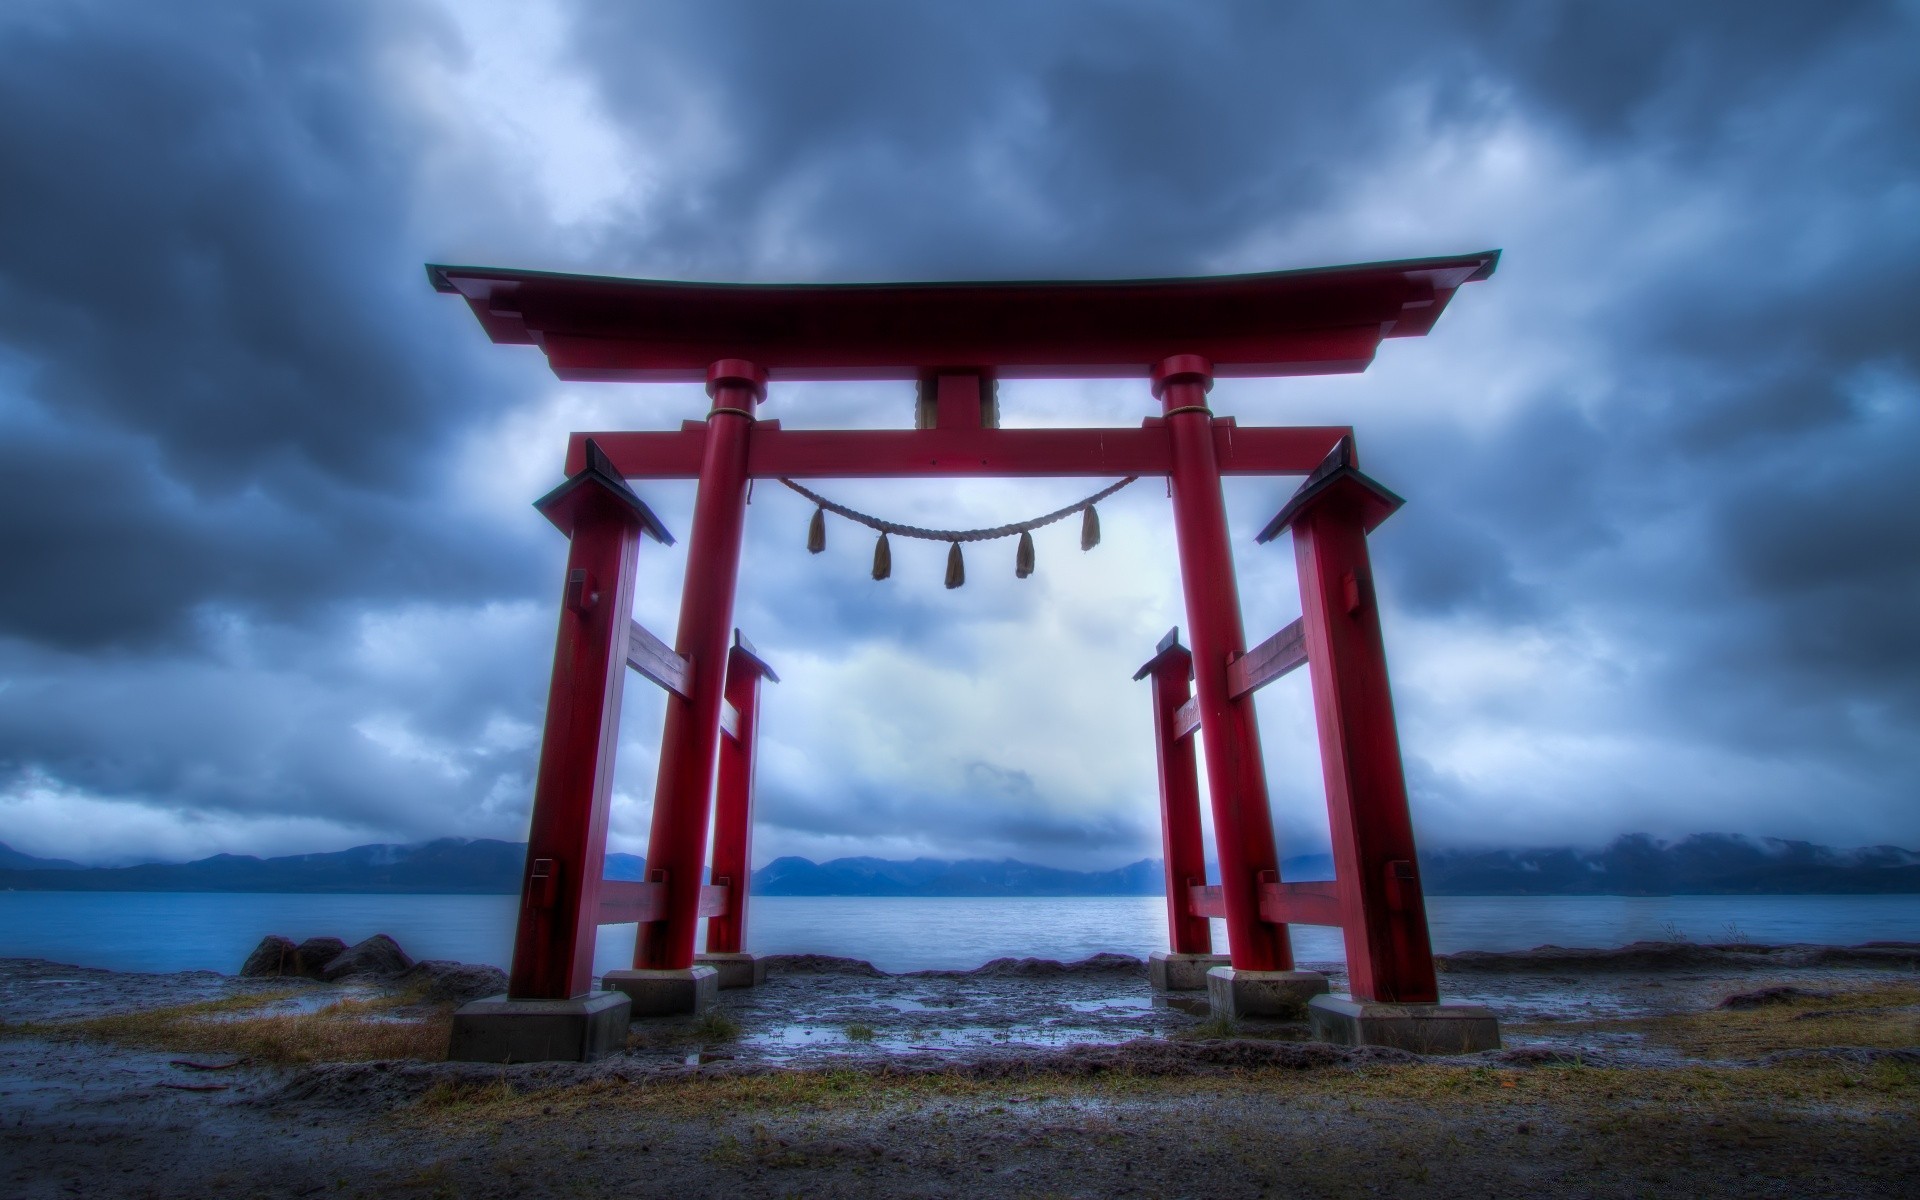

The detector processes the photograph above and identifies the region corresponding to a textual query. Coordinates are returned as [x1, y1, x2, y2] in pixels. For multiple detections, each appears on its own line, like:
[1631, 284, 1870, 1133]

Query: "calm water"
[1, 892, 1915, 978]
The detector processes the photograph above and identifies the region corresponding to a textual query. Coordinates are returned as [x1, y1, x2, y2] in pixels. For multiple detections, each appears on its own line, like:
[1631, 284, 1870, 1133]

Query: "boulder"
[758, 953, 887, 977]
[1717, 986, 1833, 1010]
[240, 935, 297, 977]
[403, 960, 509, 1005]
[320, 934, 415, 982]
[292, 937, 349, 979]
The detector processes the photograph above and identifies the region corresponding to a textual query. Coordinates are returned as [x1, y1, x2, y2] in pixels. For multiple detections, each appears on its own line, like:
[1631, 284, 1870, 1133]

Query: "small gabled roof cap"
[1133, 627, 1195, 681]
[1255, 435, 1405, 542]
[533, 438, 675, 543]
[730, 629, 780, 683]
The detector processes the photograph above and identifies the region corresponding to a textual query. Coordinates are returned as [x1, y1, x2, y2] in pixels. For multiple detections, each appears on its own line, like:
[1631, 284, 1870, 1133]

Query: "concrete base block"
[1149, 951, 1231, 992]
[602, 966, 719, 1018]
[446, 991, 631, 1063]
[1205, 967, 1331, 1020]
[1309, 994, 1503, 1054]
[694, 952, 766, 989]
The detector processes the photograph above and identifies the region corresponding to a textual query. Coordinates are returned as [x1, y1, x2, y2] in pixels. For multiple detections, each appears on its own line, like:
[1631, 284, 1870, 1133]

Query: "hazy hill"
[751, 855, 1164, 896]
[0, 834, 1913, 895]
[1418, 833, 1920, 895]
[0, 842, 79, 871]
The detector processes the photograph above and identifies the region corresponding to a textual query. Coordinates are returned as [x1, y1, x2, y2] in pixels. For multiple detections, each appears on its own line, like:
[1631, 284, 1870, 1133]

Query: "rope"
[778, 476, 1137, 543]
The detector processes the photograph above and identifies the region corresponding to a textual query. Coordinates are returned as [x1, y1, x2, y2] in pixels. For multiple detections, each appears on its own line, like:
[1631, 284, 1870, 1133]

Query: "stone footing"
[1205, 967, 1330, 1020]
[602, 966, 719, 1018]
[1149, 951, 1230, 992]
[445, 991, 631, 1063]
[694, 952, 765, 989]
[1308, 994, 1502, 1054]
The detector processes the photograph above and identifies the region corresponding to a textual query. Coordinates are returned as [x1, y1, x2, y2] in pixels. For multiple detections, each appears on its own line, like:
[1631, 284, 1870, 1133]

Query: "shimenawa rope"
[780, 476, 1136, 586]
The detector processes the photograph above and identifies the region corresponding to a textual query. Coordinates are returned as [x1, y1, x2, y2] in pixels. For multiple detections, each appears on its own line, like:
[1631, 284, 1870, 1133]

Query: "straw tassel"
[871, 532, 892, 580]
[1015, 530, 1035, 578]
[945, 541, 965, 589]
[806, 506, 826, 554]
[1080, 504, 1101, 551]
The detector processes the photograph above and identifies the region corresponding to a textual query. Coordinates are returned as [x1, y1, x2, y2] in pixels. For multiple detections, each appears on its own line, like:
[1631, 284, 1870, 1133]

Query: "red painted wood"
[1137, 636, 1212, 955]
[1227, 618, 1308, 700]
[1171, 696, 1201, 741]
[1188, 881, 1344, 927]
[1259, 880, 1345, 928]
[1155, 355, 1292, 972]
[1187, 884, 1227, 919]
[1291, 482, 1439, 1003]
[431, 252, 1499, 382]
[567, 424, 1349, 480]
[449, 254, 1502, 1004]
[707, 638, 771, 955]
[598, 881, 730, 925]
[633, 362, 764, 971]
[507, 505, 643, 1000]
[934, 372, 986, 430]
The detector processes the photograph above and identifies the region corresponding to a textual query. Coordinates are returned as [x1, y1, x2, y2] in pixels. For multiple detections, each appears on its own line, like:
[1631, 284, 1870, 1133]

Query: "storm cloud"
[1, 0, 1915, 867]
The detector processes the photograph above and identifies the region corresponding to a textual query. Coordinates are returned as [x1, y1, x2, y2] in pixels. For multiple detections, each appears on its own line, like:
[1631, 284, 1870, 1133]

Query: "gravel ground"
[2, 945, 1916, 1198]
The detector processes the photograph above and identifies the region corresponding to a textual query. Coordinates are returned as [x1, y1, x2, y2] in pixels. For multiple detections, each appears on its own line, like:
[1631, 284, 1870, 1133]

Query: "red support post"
[634, 360, 765, 970]
[1134, 631, 1212, 955]
[706, 632, 776, 955]
[1269, 438, 1439, 1003]
[508, 444, 671, 1000]
[1153, 355, 1292, 972]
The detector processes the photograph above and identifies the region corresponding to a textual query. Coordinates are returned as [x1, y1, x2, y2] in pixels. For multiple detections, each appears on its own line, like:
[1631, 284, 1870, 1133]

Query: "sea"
[0, 892, 1915, 978]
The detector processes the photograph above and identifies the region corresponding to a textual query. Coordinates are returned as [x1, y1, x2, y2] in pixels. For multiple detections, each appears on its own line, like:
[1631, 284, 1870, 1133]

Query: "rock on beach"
[239, 935, 298, 978]
[319, 934, 414, 982]
[242, 932, 480, 988]
[403, 959, 508, 1004]
[294, 937, 348, 977]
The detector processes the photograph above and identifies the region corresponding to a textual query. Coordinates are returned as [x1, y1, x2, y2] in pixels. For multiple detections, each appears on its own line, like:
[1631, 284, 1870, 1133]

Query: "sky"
[0, 1, 1916, 869]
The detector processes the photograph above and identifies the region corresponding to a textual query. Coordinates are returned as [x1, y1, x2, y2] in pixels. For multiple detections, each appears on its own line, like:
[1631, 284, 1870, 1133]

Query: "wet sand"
[2, 945, 1916, 1197]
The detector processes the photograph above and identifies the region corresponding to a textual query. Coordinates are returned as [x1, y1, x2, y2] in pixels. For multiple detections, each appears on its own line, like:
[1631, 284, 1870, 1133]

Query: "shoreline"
[3, 944, 1916, 1197]
[5, 890, 1920, 981]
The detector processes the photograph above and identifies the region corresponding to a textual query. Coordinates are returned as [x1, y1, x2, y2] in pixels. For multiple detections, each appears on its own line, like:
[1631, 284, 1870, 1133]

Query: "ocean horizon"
[2, 891, 1915, 979]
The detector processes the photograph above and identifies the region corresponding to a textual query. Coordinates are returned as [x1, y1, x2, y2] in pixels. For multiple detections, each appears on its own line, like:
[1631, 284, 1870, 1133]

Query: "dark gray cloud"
[0, 0, 539, 651]
[1, 0, 1916, 864]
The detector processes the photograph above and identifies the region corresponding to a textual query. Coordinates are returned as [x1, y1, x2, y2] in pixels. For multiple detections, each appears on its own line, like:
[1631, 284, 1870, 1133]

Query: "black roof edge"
[422, 250, 1503, 296]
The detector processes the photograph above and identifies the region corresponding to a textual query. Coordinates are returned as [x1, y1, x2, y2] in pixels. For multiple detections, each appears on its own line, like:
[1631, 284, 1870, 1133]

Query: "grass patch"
[417, 1075, 518, 1114]
[15, 991, 450, 1065]
[624, 1007, 743, 1051]
[1181, 1015, 1239, 1040]
[406, 1054, 1920, 1132]
[1555, 984, 1920, 1060]
[844, 1023, 876, 1042]
[410, 1064, 1173, 1126]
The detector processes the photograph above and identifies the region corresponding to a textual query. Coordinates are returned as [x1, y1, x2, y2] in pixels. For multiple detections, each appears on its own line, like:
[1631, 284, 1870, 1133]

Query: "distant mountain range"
[1418, 834, 1920, 895]
[0, 833, 1914, 896]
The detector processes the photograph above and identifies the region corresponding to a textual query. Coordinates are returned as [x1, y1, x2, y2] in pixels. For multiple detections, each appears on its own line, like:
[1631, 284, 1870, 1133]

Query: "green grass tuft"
[1185, 1014, 1239, 1040]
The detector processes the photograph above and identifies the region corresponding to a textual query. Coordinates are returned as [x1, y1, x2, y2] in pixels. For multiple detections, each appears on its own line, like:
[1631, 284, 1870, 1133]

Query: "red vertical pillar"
[706, 632, 777, 955]
[1153, 354, 1292, 972]
[1264, 437, 1439, 1003]
[1134, 631, 1212, 955]
[509, 442, 673, 1000]
[634, 359, 765, 970]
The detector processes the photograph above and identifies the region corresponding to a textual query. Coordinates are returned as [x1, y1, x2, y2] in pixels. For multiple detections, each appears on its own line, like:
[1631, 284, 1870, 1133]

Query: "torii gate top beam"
[427, 251, 1498, 384]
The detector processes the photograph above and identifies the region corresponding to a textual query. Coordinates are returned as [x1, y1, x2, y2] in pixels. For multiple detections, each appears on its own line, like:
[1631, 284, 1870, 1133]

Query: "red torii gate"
[437, 252, 1503, 1062]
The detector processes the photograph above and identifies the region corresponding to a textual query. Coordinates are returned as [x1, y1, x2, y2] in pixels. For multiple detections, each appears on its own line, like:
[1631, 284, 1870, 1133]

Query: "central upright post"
[607, 359, 764, 1016]
[1154, 355, 1328, 1017]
